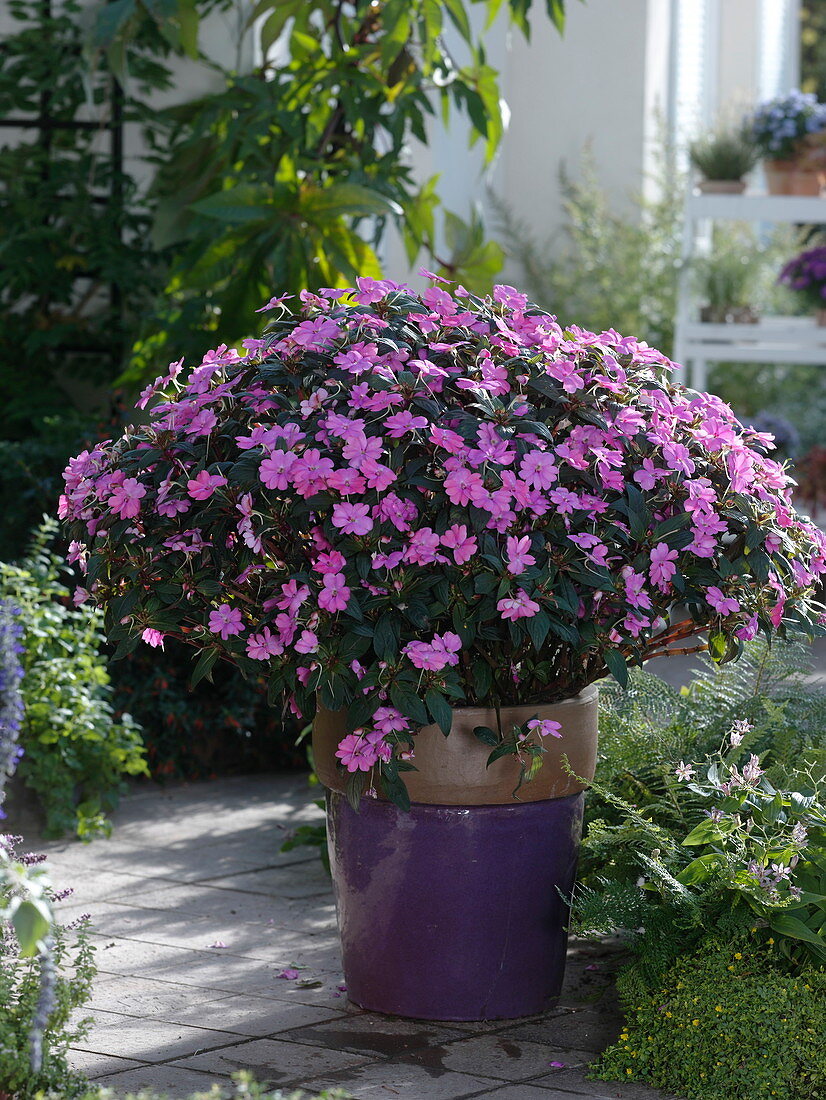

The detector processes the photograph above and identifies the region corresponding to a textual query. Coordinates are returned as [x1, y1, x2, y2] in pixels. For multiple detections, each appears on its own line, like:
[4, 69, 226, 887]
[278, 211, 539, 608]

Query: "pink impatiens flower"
[187, 470, 228, 500]
[315, 550, 347, 574]
[383, 410, 428, 437]
[648, 544, 679, 589]
[661, 441, 695, 476]
[404, 632, 462, 671]
[276, 580, 310, 614]
[332, 502, 373, 536]
[209, 604, 244, 639]
[108, 478, 146, 519]
[295, 629, 319, 654]
[335, 732, 379, 772]
[141, 628, 165, 649]
[405, 527, 444, 565]
[706, 586, 740, 616]
[621, 567, 652, 611]
[497, 589, 541, 621]
[519, 450, 558, 490]
[259, 451, 297, 490]
[318, 573, 350, 613]
[505, 535, 536, 574]
[441, 524, 477, 565]
[633, 457, 668, 490]
[527, 718, 562, 739]
[246, 628, 284, 660]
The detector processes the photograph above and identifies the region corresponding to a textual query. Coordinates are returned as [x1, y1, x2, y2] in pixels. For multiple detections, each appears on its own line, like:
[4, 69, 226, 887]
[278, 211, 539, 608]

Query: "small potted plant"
[778, 244, 826, 323]
[748, 89, 826, 195]
[60, 280, 826, 1021]
[689, 123, 758, 193]
[694, 226, 760, 323]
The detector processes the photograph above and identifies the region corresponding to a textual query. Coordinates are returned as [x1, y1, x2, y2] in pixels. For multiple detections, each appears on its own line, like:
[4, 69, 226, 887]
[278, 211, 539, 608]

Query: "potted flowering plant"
[60, 279, 826, 1020]
[779, 245, 826, 323]
[748, 90, 826, 195]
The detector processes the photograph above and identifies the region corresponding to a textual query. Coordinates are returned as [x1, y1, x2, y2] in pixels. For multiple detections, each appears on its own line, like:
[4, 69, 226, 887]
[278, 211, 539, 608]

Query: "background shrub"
[594, 933, 826, 1100]
[0, 522, 147, 837]
[111, 637, 306, 781]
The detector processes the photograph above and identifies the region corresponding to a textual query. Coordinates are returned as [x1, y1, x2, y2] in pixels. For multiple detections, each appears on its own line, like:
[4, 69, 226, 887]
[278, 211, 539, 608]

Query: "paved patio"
[19, 774, 679, 1099]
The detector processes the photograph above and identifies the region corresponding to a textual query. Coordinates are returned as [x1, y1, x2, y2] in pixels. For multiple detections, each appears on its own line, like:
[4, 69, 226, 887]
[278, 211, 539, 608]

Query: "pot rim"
[428, 682, 598, 722]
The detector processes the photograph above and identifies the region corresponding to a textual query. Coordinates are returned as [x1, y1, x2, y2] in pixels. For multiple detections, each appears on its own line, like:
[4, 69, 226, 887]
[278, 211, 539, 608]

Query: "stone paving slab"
[168, 1036, 372, 1084]
[12, 773, 679, 1099]
[302, 1063, 506, 1099]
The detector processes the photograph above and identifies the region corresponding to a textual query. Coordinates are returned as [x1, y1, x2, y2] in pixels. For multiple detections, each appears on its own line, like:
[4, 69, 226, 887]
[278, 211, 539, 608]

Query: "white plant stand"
[673, 192, 826, 393]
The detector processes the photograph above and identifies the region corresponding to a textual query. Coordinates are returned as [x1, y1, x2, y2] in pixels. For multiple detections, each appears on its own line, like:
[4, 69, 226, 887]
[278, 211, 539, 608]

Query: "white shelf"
[686, 192, 826, 222]
[675, 191, 826, 390]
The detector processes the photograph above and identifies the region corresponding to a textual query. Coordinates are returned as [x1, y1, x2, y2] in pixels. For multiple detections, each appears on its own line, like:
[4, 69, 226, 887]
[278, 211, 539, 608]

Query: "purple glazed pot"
[326, 790, 585, 1020]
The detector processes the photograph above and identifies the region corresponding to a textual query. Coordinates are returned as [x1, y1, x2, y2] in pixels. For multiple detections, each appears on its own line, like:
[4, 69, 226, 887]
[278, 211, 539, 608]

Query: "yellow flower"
[734, 952, 743, 959]
[767, 937, 775, 945]
[692, 1019, 700, 1026]
[715, 1005, 723, 1012]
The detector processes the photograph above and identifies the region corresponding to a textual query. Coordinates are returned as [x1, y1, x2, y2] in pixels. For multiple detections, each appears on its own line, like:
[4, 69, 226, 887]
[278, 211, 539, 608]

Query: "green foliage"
[689, 124, 758, 182]
[691, 225, 763, 317]
[0, 838, 54, 958]
[0, 412, 108, 563]
[492, 145, 684, 355]
[124, 0, 571, 379]
[0, 521, 147, 838]
[802, 3, 826, 102]
[594, 933, 826, 1100]
[0, 0, 165, 440]
[0, 840, 97, 1100]
[573, 639, 826, 983]
[111, 636, 306, 780]
[593, 638, 826, 817]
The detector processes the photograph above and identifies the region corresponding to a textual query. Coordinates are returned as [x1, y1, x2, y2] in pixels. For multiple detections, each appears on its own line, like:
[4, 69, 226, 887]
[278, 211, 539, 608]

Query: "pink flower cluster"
[59, 278, 826, 793]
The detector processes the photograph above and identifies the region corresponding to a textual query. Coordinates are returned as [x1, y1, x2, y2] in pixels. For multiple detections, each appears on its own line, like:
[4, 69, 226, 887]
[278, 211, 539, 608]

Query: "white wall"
[382, 0, 667, 284]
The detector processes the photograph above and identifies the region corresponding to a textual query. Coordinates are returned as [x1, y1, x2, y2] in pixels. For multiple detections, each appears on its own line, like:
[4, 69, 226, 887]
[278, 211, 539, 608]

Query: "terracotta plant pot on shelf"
[314, 687, 599, 1021]
[790, 167, 824, 196]
[764, 159, 824, 196]
[764, 159, 797, 195]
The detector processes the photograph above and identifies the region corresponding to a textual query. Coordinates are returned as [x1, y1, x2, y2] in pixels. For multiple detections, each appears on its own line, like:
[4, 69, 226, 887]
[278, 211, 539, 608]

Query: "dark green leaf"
[604, 648, 628, 689]
[426, 689, 453, 736]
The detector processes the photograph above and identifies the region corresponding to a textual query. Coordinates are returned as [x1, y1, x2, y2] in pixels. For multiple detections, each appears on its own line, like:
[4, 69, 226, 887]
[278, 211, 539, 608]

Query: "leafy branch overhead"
[90, 0, 576, 380]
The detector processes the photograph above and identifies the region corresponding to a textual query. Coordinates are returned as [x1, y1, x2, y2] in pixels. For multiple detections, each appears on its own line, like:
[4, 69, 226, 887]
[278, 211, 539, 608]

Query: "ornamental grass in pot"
[689, 122, 758, 194]
[59, 279, 826, 1020]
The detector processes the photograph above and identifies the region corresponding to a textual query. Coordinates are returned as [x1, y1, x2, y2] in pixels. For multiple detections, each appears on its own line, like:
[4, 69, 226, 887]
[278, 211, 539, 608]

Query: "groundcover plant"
[60, 280, 826, 806]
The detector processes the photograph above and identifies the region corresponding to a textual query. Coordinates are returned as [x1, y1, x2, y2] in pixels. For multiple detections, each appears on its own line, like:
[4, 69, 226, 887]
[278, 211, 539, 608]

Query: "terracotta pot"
[790, 167, 823, 196]
[313, 684, 598, 804]
[764, 159, 797, 195]
[318, 687, 599, 1020]
[697, 179, 747, 194]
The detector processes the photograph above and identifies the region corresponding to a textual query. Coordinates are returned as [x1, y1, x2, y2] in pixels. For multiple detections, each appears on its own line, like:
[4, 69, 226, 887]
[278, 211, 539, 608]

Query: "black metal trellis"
[0, 0, 127, 366]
